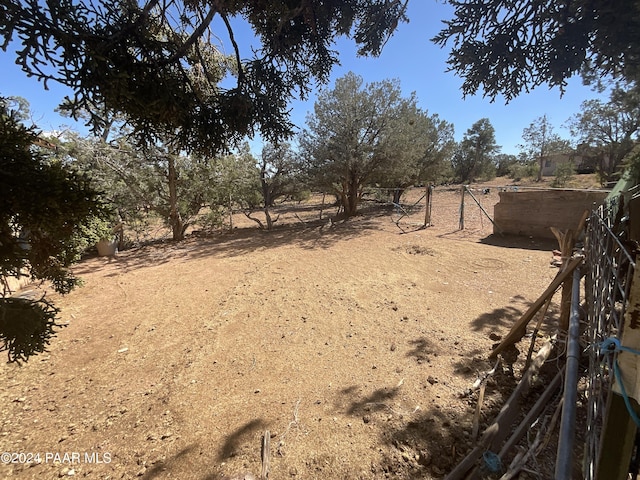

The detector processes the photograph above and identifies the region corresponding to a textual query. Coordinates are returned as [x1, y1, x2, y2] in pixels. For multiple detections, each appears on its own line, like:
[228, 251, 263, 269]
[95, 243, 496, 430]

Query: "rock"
[427, 376, 437, 385]
[363, 415, 371, 424]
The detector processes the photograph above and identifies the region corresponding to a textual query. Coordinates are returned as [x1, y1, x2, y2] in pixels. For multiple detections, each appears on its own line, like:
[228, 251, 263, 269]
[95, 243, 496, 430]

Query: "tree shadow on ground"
[471, 304, 525, 333]
[141, 444, 199, 479]
[72, 246, 173, 277]
[336, 378, 488, 479]
[337, 385, 402, 416]
[405, 337, 442, 363]
[186, 216, 383, 261]
[373, 365, 553, 479]
[138, 442, 240, 480]
[73, 214, 386, 276]
[470, 294, 562, 338]
[217, 418, 267, 461]
[452, 349, 493, 379]
[331, 332, 557, 478]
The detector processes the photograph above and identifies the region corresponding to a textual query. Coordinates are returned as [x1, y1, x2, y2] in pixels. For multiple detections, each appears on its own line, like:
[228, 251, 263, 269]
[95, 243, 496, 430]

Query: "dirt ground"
[0, 179, 597, 479]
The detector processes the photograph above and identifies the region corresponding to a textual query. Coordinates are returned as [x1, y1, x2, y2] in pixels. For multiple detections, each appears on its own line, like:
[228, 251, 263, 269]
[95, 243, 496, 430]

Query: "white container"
[96, 239, 118, 256]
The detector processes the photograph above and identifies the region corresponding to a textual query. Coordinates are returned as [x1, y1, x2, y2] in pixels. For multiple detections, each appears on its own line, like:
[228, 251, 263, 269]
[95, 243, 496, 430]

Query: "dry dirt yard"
[1, 183, 577, 479]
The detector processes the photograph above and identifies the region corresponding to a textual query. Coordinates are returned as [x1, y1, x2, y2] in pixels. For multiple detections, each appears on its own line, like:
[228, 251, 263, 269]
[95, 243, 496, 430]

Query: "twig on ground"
[278, 399, 303, 456]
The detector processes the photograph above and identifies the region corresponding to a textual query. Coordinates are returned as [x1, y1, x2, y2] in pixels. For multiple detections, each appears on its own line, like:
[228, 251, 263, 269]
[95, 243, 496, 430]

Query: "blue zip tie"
[482, 450, 502, 473]
[600, 337, 640, 428]
[601, 337, 640, 357]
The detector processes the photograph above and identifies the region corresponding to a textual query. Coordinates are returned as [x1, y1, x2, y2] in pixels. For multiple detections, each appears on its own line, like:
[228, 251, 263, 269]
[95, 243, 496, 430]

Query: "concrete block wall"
[493, 189, 608, 239]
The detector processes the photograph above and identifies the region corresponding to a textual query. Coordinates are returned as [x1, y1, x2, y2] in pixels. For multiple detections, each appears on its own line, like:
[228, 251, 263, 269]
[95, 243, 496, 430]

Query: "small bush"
[552, 161, 575, 187]
[508, 162, 537, 181]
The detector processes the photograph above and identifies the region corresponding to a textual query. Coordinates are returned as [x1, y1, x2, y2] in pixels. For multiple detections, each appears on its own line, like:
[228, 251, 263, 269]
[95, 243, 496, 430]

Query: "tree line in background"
[4, 73, 640, 256]
[3, 0, 640, 362]
[6, 69, 640, 249]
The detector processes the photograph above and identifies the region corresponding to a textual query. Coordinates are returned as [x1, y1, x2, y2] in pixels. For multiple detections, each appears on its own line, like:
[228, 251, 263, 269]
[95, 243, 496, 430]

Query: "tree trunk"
[343, 175, 360, 217]
[392, 188, 404, 205]
[168, 155, 185, 241]
[261, 169, 274, 230]
[264, 207, 273, 230]
[537, 156, 543, 182]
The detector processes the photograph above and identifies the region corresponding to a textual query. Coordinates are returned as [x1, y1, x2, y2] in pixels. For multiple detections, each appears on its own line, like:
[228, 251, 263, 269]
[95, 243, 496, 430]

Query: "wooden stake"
[490, 256, 582, 359]
[424, 185, 433, 227]
[261, 430, 270, 480]
[459, 185, 466, 230]
[551, 210, 589, 331]
[472, 382, 487, 441]
[524, 295, 554, 370]
[497, 367, 563, 458]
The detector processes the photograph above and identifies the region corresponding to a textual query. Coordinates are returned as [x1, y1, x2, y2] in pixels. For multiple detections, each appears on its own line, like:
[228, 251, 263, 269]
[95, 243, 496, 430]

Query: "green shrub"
[72, 215, 115, 256]
[552, 161, 575, 187]
[508, 162, 537, 181]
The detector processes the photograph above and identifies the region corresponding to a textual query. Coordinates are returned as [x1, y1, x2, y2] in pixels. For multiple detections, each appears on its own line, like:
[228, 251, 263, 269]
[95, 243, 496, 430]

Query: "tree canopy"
[519, 115, 570, 181]
[451, 118, 500, 183]
[569, 84, 640, 181]
[0, 98, 103, 295]
[2, 0, 408, 155]
[0, 97, 104, 362]
[433, 0, 640, 101]
[300, 72, 441, 217]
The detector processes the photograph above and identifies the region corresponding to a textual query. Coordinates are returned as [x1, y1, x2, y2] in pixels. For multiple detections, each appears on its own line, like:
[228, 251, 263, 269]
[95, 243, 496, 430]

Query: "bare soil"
[0, 179, 596, 479]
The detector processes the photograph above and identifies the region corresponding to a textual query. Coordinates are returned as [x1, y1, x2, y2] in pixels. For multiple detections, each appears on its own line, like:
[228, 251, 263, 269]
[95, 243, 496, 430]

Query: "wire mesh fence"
[583, 197, 637, 480]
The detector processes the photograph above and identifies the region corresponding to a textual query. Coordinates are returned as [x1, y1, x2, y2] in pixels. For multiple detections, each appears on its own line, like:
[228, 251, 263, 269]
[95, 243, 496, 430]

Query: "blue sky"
[0, 1, 608, 156]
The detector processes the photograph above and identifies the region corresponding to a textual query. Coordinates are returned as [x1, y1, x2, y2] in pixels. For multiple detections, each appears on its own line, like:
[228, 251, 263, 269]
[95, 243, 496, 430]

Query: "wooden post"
[459, 185, 466, 230]
[261, 430, 271, 479]
[596, 266, 640, 480]
[424, 185, 433, 227]
[551, 211, 588, 331]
